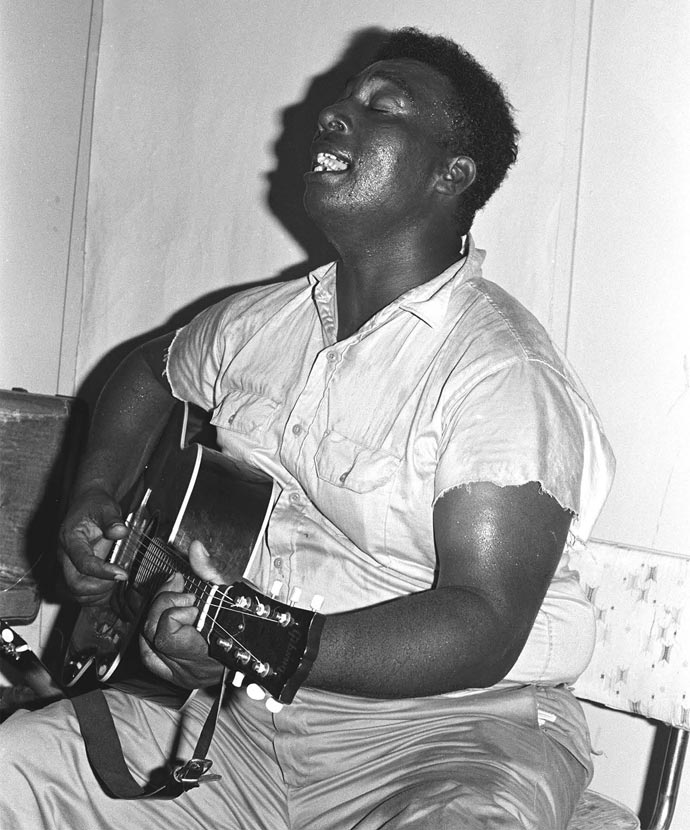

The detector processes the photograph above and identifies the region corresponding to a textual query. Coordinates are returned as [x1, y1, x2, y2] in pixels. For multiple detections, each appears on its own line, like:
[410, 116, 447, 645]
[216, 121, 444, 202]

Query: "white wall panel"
[77, 0, 588, 391]
[567, 1, 690, 555]
[0, 1, 95, 395]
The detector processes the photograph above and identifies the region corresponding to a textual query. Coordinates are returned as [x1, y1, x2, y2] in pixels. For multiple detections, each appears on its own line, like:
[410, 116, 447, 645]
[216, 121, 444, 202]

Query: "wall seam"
[57, 0, 104, 398]
[562, 0, 595, 356]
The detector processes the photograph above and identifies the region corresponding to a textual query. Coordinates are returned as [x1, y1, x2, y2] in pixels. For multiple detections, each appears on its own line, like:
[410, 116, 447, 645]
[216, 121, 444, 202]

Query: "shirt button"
[326, 351, 337, 362]
[273, 557, 283, 569]
[292, 424, 303, 436]
[289, 492, 301, 504]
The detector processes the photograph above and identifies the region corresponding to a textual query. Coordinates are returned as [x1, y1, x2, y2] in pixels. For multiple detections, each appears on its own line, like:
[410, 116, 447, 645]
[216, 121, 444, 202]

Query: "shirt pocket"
[314, 429, 401, 492]
[211, 387, 281, 436]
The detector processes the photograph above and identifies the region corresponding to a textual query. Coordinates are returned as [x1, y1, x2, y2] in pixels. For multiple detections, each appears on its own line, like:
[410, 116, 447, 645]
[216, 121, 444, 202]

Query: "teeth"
[314, 151, 349, 172]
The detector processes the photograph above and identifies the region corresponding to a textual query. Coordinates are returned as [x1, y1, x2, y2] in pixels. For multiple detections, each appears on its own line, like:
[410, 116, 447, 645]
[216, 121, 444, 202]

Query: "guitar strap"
[70, 669, 228, 799]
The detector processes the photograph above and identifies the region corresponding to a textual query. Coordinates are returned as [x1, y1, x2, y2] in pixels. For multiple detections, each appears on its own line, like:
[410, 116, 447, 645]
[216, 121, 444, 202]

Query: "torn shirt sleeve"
[434, 358, 614, 545]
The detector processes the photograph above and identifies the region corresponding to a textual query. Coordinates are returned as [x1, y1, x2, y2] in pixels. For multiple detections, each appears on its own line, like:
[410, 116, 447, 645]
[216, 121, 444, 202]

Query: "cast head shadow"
[76, 25, 388, 413]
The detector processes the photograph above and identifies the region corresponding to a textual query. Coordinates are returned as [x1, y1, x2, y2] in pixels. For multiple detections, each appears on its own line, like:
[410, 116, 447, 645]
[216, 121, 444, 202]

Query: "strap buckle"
[173, 758, 221, 787]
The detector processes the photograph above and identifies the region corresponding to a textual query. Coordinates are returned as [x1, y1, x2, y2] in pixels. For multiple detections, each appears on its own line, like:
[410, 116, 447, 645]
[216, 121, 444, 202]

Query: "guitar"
[62, 405, 324, 706]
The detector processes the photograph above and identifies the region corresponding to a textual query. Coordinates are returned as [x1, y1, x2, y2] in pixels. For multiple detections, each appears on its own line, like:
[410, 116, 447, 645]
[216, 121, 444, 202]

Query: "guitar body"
[63, 406, 323, 704]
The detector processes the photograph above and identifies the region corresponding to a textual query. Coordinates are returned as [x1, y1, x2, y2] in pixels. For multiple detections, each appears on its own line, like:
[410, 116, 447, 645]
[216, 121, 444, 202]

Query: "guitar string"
[113, 527, 283, 670]
[117, 524, 286, 625]
[135, 537, 282, 670]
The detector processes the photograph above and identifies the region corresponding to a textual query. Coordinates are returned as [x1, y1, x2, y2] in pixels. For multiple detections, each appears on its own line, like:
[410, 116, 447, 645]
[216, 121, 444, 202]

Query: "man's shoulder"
[223, 273, 312, 311]
[193, 272, 313, 331]
[452, 275, 568, 375]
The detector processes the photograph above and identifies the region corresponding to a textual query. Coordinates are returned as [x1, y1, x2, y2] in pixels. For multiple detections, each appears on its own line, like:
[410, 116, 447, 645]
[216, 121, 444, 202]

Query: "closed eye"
[369, 95, 403, 113]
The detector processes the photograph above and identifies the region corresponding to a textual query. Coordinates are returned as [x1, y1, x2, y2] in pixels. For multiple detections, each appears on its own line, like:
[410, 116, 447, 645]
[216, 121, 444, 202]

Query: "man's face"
[303, 58, 457, 234]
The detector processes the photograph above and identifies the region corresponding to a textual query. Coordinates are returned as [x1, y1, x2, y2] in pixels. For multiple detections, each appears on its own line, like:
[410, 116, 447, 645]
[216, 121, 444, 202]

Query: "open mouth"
[311, 151, 351, 173]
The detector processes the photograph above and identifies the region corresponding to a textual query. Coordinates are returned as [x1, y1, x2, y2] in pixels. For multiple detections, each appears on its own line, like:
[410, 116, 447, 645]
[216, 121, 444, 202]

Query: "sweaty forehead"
[352, 58, 456, 108]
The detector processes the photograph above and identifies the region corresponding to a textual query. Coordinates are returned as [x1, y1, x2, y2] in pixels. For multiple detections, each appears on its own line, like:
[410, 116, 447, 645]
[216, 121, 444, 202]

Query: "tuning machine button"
[232, 670, 245, 688]
[246, 683, 266, 701]
[265, 697, 283, 714]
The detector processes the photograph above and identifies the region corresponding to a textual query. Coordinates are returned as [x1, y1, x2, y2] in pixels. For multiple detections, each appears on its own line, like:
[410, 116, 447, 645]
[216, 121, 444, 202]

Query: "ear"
[435, 155, 476, 197]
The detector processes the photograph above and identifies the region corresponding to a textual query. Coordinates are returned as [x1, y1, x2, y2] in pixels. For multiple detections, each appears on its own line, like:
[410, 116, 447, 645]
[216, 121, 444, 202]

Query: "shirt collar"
[307, 235, 486, 330]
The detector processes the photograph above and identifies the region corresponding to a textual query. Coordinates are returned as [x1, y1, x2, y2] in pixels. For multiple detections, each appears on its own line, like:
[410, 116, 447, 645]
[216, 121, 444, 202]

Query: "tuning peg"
[272, 609, 293, 627]
[288, 587, 302, 606]
[246, 683, 266, 701]
[310, 594, 325, 612]
[265, 697, 283, 713]
[255, 601, 271, 617]
[231, 670, 245, 688]
[270, 580, 283, 599]
[252, 660, 271, 679]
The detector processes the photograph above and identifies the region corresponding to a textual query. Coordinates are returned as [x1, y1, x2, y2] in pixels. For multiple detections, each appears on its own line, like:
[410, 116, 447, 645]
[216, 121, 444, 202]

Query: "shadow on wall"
[76, 25, 389, 413]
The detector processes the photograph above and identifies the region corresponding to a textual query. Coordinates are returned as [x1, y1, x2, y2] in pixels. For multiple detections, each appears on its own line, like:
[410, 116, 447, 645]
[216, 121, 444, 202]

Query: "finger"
[145, 580, 194, 636]
[103, 521, 128, 541]
[68, 541, 128, 581]
[59, 548, 122, 597]
[95, 500, 127, 539]
[61, 575, 114, 605]
[61, 519, 128, 580]
[189, 540, 225, 583]
[147, 605, 204, 658]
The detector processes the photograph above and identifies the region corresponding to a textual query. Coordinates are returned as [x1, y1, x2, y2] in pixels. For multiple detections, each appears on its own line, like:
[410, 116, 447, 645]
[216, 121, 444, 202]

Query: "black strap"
[71, 672, 227, 799]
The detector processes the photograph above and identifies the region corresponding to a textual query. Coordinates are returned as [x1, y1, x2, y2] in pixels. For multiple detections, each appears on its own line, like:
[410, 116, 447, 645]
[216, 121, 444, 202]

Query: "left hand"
[140, 541, 226, 688]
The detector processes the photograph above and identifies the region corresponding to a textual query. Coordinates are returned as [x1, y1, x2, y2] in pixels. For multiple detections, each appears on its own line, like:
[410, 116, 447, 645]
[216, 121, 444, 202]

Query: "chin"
[302, 187, 335, 232]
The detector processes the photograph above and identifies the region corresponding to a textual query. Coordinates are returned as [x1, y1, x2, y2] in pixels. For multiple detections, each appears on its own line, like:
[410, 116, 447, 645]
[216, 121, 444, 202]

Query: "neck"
[332, 227, 464, 340]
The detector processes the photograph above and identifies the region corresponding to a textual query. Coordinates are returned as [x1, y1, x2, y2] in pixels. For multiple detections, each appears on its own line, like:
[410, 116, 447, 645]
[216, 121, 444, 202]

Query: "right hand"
[58, 487, 130, 606]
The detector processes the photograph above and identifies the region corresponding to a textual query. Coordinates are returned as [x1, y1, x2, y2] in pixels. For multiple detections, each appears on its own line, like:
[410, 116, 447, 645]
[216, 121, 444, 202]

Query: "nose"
[316, 101, 349, 135]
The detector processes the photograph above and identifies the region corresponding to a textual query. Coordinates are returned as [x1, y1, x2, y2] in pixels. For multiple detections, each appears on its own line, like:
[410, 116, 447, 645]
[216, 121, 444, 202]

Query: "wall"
[0, 0, 98, 396]
[568, 0, 690, 554]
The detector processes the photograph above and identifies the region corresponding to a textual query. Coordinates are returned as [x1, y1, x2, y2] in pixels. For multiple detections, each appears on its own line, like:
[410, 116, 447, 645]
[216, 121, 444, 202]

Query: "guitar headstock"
[195, 581, 324, 706]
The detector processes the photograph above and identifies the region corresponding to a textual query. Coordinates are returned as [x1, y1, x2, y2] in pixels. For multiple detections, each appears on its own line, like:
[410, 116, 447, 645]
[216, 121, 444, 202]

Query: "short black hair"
[375, 27, 519, 234]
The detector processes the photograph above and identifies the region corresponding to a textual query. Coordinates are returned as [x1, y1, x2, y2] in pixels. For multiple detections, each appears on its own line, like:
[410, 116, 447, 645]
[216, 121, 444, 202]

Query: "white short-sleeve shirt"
[166, 238, 615, 687]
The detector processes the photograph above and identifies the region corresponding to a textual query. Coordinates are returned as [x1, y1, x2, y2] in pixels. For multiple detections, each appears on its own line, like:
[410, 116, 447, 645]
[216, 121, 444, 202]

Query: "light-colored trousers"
[0, 682, 591, 829]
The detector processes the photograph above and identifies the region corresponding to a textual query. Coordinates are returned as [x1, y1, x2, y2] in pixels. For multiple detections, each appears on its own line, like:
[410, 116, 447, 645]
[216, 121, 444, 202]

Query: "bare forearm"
[306, 585, 526, 698]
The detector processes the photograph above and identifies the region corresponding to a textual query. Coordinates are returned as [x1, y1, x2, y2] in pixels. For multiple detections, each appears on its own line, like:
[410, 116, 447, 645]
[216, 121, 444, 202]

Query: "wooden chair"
[567, 540, 690, 829]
